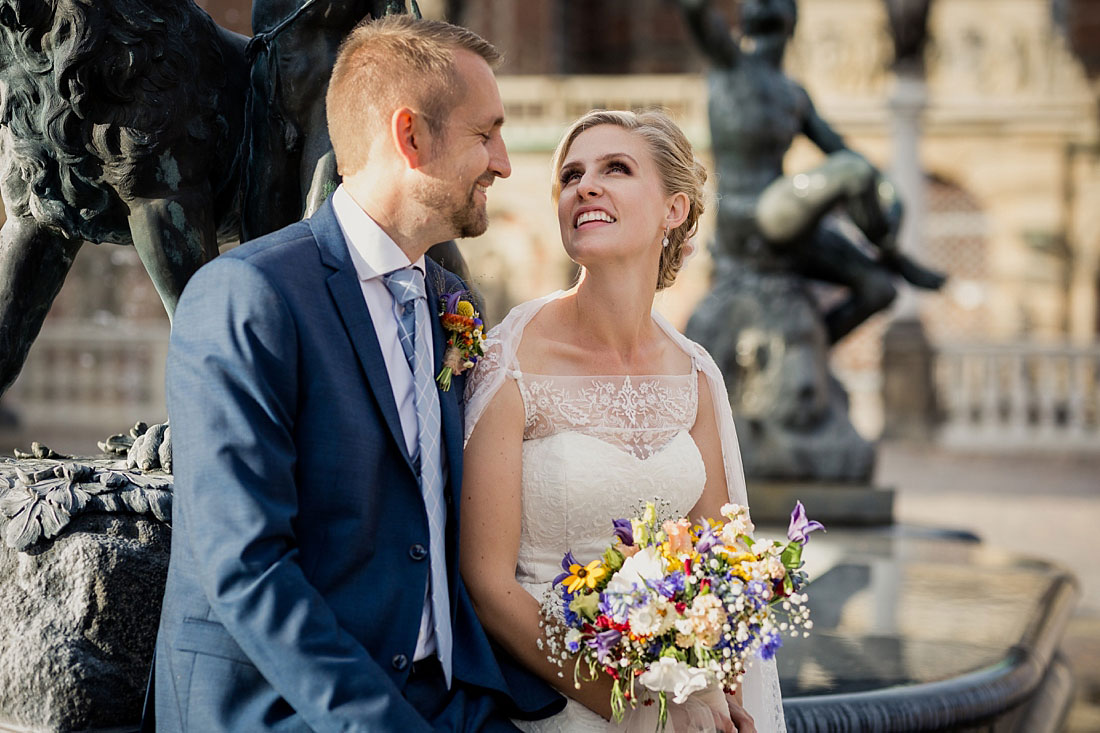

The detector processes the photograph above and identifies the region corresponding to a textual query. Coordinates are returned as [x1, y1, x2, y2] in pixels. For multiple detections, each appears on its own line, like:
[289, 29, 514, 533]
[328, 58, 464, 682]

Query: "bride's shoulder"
[485, 292, 563, 338]
[652, 312, 717, 369]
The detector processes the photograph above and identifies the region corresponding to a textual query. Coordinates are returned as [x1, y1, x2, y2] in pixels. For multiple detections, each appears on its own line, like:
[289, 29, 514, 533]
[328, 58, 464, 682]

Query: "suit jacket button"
[392, 654, 408, 671]
[409, 544, 428, 561]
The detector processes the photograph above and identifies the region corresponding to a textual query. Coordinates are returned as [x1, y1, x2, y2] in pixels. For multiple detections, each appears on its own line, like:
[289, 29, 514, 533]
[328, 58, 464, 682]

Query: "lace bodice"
[512, 372, 707, 595]
[519, 372, 698, 459]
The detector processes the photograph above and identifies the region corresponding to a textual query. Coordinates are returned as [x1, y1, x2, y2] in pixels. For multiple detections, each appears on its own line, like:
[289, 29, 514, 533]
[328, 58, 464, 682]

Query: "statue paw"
[121, 421, 171, 473]
[887, 253, 947, 291]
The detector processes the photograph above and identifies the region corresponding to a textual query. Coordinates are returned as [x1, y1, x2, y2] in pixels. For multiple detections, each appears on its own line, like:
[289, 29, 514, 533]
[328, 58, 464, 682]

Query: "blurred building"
[452, 0, 1100, 445]
[3, 0, 1098, 450]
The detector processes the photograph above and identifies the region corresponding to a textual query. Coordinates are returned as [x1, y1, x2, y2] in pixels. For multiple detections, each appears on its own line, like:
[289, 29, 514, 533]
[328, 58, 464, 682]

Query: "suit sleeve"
[167, 257, 432, 733]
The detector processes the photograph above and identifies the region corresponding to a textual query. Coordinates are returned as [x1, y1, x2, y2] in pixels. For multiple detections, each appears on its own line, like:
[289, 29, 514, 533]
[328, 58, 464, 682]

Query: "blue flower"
[599, 589, 638, 623]
[759, 631, 783, 660]
[646, 571, 686, 599]
[561, 587, 579, 627]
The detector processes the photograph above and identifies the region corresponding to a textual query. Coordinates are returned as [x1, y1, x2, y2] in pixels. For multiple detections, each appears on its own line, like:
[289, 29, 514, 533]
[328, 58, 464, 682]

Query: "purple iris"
[443, 291, 464, 314]
[612, 518, 633, 546]
[553, 550, 579, 586]
[759, 631, 783, 661]
[586, 629, 622, 664]
[696, 525, 720, 554]
[787, 501, 825, 545]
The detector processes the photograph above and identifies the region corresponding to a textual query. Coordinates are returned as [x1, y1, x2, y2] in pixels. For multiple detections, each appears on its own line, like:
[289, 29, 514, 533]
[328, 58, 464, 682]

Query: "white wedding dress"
[464, 292, 786, 733]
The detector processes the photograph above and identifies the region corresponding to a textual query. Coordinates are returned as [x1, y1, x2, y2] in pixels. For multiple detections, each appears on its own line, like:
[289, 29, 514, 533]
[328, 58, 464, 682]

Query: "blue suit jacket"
[152, 200, 562, 731]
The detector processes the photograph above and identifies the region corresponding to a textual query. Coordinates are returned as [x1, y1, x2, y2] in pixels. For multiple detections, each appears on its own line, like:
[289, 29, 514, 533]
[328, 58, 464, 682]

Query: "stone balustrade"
[935, 342, 1100, 450]
[5, 321, 169, 433]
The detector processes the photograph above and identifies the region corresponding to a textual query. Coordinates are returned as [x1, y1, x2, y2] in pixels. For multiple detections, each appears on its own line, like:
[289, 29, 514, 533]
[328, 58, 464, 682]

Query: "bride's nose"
[577, 173, 601, 199]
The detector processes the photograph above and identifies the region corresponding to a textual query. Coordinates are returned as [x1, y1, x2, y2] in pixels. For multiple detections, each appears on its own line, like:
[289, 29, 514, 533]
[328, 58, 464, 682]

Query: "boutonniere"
[436, 291, 486, 391]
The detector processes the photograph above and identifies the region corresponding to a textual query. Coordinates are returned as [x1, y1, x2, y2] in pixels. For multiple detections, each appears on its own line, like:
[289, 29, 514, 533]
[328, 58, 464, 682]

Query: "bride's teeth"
[575, 211, 615, 227]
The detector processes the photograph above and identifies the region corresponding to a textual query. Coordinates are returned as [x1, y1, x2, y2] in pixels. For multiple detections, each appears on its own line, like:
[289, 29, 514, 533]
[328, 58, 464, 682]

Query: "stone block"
[0, 511, 168, 731]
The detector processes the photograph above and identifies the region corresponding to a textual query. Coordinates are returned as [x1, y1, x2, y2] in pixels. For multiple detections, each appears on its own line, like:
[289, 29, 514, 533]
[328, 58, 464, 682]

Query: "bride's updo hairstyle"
[551, 109, 707, 291]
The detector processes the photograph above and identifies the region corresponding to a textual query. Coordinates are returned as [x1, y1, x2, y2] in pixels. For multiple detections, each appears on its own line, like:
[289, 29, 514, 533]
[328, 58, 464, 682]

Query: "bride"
[460, 110, 785, 732]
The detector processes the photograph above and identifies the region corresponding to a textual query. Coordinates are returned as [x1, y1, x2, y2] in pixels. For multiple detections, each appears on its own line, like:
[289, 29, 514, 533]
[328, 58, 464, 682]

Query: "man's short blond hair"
[326, 15, 501, 177]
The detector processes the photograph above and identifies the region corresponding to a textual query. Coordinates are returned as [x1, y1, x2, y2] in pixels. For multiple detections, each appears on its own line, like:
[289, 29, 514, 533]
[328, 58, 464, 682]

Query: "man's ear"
[391, 107, 426, 169]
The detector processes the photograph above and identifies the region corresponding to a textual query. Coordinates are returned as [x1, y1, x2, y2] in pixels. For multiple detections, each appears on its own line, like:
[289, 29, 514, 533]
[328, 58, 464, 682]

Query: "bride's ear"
[665, 192, 690, 231]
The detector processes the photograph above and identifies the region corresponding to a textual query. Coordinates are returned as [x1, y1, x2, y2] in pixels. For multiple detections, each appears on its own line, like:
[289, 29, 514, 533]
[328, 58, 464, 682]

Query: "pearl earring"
[662, 228, 670, 248]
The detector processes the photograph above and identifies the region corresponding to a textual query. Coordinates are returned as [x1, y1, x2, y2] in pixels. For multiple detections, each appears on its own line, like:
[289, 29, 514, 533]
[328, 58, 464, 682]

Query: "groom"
[150, 15, 562, 732]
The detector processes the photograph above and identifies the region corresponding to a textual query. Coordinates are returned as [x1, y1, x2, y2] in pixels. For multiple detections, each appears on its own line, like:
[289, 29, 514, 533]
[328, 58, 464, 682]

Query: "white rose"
[605, 546, 666, 595]
[638, 657, 713, 704]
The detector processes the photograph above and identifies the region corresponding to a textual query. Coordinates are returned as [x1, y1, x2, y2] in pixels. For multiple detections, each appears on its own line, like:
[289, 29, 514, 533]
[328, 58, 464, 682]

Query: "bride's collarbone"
[517, 321, 690, 377]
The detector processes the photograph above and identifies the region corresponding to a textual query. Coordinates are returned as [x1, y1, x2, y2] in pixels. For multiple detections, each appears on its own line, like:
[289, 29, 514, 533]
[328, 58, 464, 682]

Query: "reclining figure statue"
[679, 0, 945, 481]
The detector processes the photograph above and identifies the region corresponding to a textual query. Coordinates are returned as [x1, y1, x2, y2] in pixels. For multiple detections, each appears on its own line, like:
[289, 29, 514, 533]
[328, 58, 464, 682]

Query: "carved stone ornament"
[0, 456, 171, 552]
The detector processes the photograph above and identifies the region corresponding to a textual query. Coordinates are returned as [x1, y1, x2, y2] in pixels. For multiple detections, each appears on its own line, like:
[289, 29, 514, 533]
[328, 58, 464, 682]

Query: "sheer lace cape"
[463, 291, 787, 733]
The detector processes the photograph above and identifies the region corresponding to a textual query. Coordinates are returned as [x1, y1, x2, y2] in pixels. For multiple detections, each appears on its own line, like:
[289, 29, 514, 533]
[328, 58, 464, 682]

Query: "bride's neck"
[569, 268, 657, 364]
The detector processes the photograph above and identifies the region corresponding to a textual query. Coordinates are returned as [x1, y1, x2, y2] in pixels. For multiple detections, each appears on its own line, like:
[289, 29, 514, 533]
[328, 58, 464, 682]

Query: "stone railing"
[935, 342, 1100, 450]
[497, 75, 710, 151]
[5, 321, 170, 432]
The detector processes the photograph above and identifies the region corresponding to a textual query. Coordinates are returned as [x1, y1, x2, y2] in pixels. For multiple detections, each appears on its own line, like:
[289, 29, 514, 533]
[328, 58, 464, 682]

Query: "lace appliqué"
[517, 373, 698, 460]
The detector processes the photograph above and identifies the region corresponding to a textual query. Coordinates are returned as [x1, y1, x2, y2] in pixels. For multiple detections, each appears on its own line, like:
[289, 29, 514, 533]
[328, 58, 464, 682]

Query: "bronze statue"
[680, 0, 946, 481]
[0, 0, 469, 409]
[679, 0, 944, 344]
[0, 0, 250, 396]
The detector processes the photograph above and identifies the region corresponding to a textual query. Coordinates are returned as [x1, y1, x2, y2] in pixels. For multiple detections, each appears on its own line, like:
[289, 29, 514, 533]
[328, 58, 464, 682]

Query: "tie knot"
[383, 267, 426, 308]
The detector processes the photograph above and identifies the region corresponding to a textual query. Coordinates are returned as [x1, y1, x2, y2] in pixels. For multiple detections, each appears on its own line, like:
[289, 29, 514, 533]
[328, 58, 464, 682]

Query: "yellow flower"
[564, 560, 606, 593]
[456, 300, 475, 317]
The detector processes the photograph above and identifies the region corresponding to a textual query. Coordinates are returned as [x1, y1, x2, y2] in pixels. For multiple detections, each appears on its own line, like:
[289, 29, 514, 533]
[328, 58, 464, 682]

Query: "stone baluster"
[979, 351, 1001, 440]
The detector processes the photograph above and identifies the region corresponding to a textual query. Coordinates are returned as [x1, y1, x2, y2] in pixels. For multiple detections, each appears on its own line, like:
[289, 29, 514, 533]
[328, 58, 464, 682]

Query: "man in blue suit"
[150, 15, 562, 731]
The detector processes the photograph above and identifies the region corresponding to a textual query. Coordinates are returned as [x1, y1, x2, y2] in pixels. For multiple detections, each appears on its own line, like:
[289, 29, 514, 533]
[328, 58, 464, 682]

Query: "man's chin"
[455, 206, 489, 239]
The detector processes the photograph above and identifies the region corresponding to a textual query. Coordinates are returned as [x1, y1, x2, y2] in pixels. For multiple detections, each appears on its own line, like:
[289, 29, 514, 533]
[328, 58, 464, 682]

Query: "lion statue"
[0, 0, 250, 395]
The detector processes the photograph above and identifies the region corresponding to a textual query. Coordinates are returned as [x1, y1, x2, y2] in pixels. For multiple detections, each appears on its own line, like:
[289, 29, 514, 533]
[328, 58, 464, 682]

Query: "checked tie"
[382, 267, 452, 685]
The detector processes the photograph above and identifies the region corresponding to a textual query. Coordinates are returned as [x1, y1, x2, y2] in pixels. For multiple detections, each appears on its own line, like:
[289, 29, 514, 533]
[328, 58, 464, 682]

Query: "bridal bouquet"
[540, 501, 823, 727]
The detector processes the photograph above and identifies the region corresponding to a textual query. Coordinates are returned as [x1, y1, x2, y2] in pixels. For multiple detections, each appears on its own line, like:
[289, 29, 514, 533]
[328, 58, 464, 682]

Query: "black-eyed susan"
[563, 559, 606, 593]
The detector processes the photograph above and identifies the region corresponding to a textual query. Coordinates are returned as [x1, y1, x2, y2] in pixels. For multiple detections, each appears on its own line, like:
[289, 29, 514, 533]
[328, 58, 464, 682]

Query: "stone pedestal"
[881, 317, 938, 441]
[0, 511, 167, 732]
[747, 481, 895, 527]
[0, 456, 172, 732]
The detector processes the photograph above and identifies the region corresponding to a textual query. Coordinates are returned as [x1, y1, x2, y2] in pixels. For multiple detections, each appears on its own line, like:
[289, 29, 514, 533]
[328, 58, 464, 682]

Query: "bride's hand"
[725, 697, 756, 733]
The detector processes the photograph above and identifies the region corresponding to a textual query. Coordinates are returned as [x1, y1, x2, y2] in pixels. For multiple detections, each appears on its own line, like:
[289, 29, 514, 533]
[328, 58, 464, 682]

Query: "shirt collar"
[331, 185, 427, 281]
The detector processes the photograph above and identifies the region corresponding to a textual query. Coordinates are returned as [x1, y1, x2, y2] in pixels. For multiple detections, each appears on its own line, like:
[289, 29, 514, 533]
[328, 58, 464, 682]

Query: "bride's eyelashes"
[559, 159, 633, 186]
[559, 167, 582, 185]
[606, 159, 632, 175]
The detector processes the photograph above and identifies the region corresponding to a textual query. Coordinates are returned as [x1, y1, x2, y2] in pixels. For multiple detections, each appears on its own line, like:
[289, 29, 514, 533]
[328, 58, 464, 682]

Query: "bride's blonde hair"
[551, 109, 707, 291]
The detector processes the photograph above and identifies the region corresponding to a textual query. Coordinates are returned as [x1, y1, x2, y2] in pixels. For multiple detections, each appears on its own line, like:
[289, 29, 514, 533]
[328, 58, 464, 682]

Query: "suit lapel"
[311, 201, 416, 474]
[425, 260, 464, 505]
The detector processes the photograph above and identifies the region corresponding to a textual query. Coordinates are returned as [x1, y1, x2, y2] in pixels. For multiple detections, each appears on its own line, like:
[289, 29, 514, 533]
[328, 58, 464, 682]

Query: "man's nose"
[489, 136, 511, 179]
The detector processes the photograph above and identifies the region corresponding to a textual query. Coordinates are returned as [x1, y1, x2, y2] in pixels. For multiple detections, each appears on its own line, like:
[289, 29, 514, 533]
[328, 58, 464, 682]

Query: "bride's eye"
[559, 168, 582, 185]
[607, 160, 631, 175]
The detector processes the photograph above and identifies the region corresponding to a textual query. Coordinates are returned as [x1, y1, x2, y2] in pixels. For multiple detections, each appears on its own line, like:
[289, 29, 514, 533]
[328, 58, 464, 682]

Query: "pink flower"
[663, 518, 693, 555]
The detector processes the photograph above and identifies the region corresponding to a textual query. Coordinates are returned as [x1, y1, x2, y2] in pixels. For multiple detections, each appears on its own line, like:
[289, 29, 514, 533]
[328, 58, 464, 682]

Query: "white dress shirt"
[331, 185, 438, 663]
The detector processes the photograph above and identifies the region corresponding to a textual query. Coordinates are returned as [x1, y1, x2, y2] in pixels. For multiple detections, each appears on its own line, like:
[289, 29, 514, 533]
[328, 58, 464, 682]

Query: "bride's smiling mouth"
[574, 208, 616, 229]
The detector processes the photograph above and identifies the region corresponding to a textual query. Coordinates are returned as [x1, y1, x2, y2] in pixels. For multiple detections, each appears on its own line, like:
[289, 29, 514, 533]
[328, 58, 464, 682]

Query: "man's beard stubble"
[413, 178, 489, 240]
